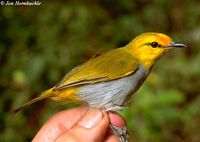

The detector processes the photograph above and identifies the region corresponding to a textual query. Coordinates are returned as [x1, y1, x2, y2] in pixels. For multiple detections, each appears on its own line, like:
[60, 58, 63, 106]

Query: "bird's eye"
[150, 42, 159, 48]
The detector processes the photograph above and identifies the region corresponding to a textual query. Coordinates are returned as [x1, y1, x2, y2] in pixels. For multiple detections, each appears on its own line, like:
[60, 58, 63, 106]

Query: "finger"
[32, 106, 87, 142]
[55, 109, 110, 142]
[108, 112, 126, 127]
[103, 112, 125, 142]
[105, 135, 120, 142]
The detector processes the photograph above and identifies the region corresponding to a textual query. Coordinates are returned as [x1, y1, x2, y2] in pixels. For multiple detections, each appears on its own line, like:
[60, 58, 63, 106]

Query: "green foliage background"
[1, 0, 200, 142]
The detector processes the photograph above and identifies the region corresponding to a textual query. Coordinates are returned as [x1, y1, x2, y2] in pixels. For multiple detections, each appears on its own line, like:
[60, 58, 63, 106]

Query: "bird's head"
[126, 32, 187, 69]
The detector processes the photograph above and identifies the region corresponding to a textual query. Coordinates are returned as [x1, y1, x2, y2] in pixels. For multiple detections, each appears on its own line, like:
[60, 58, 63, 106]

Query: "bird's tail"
[11, 88, 54, 114]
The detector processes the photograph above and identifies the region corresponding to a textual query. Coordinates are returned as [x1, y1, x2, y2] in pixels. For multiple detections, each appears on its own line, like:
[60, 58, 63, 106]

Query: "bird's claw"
[110, 124, 129, 142]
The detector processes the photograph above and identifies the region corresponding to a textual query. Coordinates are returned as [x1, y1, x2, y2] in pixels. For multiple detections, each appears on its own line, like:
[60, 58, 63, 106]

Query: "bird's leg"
[109, 124, 129, 142]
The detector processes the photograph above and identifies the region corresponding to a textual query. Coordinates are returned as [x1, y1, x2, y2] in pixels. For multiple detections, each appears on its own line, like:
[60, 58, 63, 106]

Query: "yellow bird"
[12, 32, 186, 142]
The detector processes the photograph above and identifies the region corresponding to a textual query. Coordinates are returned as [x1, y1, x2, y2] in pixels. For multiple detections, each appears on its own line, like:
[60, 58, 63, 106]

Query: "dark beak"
[165, 42, 187, 48]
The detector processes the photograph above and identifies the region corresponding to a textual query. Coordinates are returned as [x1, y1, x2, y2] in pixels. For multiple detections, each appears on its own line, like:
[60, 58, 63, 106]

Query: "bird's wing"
[54, 48, 139, 90]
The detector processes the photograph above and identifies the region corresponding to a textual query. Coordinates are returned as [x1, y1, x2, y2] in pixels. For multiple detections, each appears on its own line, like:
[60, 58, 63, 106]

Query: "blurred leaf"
[156, 89, 185, 105]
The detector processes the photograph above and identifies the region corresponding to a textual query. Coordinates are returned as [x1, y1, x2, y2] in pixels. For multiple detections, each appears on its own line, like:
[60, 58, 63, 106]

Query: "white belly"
[77, 65, 149, 111]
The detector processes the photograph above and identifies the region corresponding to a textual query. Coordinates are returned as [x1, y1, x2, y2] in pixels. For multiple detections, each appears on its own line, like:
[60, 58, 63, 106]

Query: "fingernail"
[78, 109, 103, 128]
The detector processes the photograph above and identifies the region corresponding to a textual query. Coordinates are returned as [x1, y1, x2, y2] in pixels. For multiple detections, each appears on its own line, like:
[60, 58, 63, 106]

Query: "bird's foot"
[109, 124, 129, 142]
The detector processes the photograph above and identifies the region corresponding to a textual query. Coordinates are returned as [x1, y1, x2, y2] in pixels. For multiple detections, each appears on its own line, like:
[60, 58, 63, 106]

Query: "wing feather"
[54, 48, 139, 90]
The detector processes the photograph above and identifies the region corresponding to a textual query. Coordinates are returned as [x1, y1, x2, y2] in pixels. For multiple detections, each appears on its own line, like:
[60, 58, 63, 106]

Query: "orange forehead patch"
[157, 33, 172, 45]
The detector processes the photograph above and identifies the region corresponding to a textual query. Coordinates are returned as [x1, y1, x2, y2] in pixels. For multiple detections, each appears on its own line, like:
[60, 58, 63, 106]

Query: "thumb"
[55, 109, 109, 142]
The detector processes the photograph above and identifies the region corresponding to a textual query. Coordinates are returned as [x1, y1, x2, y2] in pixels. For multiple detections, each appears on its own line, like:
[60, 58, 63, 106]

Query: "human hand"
[33, 107, 126, 142]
